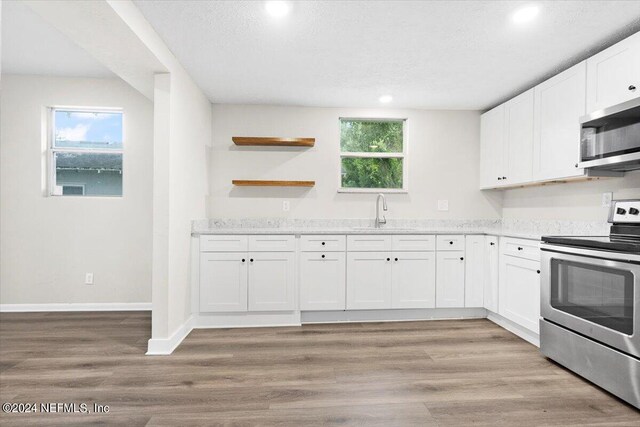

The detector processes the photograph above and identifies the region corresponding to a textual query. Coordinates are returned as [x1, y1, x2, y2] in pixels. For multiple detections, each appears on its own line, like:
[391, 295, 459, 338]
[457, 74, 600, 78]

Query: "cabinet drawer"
[248, 235, 295, 252]
[300, 235, 346, 252]
[392, 235, 435, 251]
[200, 235, 248, 252]
[501, 237, 540, 261]
[436, 235, 465, 251]
[347, 235, 392, 252]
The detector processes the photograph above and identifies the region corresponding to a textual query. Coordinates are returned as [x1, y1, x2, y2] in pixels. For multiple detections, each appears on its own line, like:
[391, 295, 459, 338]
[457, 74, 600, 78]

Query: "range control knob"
[617, 207, 627, 215]
[629, 207, 639, 215]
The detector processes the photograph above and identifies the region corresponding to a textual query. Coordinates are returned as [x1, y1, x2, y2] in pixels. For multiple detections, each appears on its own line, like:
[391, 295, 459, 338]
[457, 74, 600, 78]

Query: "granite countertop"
[192, 218, 611, 241]
[194, 228, 543, 240]
[194, 218, 608, 240]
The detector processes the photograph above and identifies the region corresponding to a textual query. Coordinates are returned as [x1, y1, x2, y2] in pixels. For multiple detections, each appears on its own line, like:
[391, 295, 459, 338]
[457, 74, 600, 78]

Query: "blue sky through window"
[54, 110, 123, 149]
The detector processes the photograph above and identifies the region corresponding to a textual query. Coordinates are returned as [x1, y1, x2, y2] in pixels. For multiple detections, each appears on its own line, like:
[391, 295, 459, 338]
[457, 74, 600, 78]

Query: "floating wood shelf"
[232, 180, 315, 187]
[232, 137, 315, 147]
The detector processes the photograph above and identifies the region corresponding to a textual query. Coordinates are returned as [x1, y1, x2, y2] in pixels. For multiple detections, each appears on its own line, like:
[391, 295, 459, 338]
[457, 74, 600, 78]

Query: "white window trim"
[338, 117, 408, 193]
[48, 107, 124, 197]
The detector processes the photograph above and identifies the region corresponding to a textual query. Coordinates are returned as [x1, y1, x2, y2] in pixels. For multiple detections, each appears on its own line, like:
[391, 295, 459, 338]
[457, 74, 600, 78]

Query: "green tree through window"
[340, 119, 405, 190]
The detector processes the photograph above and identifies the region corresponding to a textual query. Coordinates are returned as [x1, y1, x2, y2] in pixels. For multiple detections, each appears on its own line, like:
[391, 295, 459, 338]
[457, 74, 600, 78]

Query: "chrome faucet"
[375, 193, 388, 228]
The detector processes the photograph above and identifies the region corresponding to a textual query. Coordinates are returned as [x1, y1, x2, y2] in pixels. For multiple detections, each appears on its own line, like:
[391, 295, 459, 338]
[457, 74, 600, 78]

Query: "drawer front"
[300, 235, 346, 252]
[501, 237, 540, 261]
[200, 235, 248, 252]
[248, 235, 295, 252]
[436, 235, 466, 251]
[347, 235, 393, 252]
[392, 235, 435, 251]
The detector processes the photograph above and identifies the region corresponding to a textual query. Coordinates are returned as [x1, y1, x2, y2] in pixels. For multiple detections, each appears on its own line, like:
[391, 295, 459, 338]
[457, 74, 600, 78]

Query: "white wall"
[0, 75, 154, 305]
[165, 69, 211, 337]
[210, 105, 502, 220]
[502, 172, 640, 221]
[101, 1, 213, 344]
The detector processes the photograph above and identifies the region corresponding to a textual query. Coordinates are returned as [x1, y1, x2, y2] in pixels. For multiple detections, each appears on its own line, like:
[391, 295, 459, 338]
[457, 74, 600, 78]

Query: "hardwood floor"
[0, 312, 638, 426]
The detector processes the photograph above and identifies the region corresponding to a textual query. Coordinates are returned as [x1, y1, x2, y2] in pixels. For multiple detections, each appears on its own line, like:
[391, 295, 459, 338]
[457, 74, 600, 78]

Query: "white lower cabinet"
[464, 236, 485, 308]
[198, 233, 542, 338]
[200, 251, 296, 312]
[436, 251, 465, 308]
[200, 252, 248, 312]
[248, 252, 296, 311]
[299, 252, 346, 310]
[391, 252, 436, 309]
[499, 254, 541, 333]
[346, 252, 392, 309]
[483, 236, 499, 313]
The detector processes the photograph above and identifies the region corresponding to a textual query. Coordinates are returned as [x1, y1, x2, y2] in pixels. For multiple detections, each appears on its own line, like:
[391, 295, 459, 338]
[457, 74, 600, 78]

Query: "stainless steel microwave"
[578, 97, 640, 172]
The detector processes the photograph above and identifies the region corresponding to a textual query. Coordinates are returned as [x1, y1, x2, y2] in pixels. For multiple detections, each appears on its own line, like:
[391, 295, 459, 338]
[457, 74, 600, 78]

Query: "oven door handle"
[540, 243, 640, 264]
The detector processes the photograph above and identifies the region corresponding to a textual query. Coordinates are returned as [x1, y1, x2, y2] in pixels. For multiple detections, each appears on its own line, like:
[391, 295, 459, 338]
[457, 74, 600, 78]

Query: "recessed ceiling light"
[512, 5, 539, 24]
[265, 1, 290, 18]
[379, 95, 393, 103]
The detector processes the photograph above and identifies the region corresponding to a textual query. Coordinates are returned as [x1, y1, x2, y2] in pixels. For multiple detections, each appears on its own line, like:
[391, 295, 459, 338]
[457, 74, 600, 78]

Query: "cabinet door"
[391, 251, 436, 309]
[200, 253, 247, 312]
[479, 104, 505, 189]
[247, 252, 295, 311]
[533, 61, 586, 181]
[436, 251, 465, 308]
[503, 88, 534, 185]
[586, 32, 640, 113]
[464, 236, 485, 308]
[499, 254, 541, 333]
[300, 252, 346, 310]
[346, 252, 392, 309]
[484, 236, 499, 313]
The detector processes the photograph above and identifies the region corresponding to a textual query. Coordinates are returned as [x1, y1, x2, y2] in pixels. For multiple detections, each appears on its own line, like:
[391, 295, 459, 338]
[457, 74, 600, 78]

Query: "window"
[50, 108, 123, 197]
[339, 118, 406, 192]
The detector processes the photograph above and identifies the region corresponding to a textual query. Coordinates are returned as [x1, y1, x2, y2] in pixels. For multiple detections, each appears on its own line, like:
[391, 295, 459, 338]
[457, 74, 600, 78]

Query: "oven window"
[550, 259, 634, 335]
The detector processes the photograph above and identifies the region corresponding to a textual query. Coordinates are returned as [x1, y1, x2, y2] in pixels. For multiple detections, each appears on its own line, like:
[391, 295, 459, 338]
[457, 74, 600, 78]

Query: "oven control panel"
[610, 200, 640, 223]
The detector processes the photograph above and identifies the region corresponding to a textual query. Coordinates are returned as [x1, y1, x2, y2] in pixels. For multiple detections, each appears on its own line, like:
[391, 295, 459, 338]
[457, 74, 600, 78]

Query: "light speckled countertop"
[192, 218, 611, 241]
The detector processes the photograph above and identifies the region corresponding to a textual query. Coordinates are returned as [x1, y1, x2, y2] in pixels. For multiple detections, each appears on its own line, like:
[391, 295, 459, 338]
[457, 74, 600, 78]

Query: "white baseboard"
[146, 315, 195, 355]
[301, 308, 487, 324]
[487, 311, 540, 347]
[195, 311, 301, 329]
[0, 302, 152, 312]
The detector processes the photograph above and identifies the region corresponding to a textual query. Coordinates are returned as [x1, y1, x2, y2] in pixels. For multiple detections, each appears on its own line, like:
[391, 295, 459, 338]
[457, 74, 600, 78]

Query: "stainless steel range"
[540, 199, 640, 409]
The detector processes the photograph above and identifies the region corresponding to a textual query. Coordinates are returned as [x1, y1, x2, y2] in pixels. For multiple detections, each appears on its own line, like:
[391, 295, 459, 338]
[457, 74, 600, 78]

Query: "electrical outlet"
[282, 201, 290, 212]
[437, 200, 449, 211]
[602, 192, 613, 208]
[85, 273, 94, 285]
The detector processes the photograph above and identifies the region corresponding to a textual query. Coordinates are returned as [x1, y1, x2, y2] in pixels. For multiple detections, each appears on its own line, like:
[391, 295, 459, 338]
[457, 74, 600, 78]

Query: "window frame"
[48, 107, 124, 197]
[337, 117, 408, 193]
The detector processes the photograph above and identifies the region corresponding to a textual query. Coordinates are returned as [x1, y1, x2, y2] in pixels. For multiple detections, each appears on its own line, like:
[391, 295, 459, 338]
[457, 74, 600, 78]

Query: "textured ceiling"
[134, 0, 640, 110]
[1, 1, 113, 78]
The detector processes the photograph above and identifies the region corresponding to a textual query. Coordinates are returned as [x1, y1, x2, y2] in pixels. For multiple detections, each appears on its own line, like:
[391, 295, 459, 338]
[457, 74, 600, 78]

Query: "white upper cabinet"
[533, 62, 587, 181]
[503, 88, 535, 185]
[480, 104, 505, 189]
[479, 89, 534, 188]
[480, 32, 640, 189]
[586, 32, 640, 113]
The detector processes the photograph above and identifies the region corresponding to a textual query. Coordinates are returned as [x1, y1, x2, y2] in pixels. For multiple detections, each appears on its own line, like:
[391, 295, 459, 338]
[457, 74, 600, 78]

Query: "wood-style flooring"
[0, 312, 638, 426]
